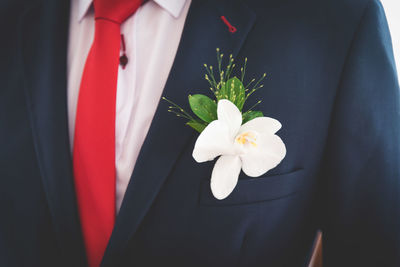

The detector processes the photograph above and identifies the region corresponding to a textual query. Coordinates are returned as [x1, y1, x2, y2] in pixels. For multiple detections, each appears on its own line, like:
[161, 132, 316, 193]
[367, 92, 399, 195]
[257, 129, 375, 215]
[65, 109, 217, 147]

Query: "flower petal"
[239, 117, 282, 135]
[192, 120, 234, 163]
[217, 99, 242, 139]
[240, 134, 286, 177]
[210, 155, 242, 200]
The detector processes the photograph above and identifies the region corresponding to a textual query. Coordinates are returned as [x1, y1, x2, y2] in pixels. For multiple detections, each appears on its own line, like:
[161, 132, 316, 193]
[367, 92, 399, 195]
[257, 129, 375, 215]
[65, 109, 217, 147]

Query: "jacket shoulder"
[245, 0, 376, 31]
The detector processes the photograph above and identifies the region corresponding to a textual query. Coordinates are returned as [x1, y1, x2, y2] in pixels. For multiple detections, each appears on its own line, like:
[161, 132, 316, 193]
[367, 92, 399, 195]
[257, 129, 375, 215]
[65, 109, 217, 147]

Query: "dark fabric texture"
[0, 0, 399, 266]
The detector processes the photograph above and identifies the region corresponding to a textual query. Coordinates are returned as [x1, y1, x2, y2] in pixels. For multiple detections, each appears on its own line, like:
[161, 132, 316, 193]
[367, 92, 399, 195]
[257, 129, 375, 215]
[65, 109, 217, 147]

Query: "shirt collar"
[77, 0, 187, 22]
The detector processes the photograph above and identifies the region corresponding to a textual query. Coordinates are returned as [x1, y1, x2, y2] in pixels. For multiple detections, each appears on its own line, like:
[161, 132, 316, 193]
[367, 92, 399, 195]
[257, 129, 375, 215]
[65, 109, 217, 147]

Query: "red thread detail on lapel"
[220, 16, 237, 33]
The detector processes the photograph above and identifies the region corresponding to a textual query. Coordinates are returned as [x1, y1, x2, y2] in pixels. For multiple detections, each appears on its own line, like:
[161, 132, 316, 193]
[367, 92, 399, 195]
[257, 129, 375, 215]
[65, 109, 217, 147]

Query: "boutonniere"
[163, 49, 286, 200]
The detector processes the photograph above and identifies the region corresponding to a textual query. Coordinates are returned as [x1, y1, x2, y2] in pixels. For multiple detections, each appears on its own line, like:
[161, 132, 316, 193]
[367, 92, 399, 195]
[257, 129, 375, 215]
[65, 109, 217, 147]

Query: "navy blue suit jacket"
[1, 0, 399, 266]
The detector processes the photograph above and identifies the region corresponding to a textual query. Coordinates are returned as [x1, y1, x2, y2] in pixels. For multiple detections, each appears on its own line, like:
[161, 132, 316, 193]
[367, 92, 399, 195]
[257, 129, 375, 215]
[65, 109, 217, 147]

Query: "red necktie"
[73, 1, 142, 266]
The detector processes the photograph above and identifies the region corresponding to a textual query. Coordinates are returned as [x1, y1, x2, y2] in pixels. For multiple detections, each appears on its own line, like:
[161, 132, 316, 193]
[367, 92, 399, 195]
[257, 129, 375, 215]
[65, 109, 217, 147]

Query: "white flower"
[192, 99, 286, 200]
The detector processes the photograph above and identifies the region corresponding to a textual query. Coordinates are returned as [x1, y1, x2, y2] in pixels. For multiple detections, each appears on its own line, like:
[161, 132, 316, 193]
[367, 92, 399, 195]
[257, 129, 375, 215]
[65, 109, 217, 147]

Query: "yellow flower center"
[235, 131, 258, 147]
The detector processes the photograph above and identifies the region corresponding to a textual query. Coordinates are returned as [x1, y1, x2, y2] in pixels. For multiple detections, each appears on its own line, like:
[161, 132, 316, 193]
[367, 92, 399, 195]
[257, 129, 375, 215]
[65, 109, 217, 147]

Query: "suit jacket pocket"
[199, 168, 306, 206]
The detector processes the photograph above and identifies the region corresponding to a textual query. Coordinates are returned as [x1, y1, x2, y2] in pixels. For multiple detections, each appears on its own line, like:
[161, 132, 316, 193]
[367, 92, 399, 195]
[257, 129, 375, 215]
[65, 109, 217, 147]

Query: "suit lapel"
[101, 0, 256, 266]
[19, 1, 86, 266]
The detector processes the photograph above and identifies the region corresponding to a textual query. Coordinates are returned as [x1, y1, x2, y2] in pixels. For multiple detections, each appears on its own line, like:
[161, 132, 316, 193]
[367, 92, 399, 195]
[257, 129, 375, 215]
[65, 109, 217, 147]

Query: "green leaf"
[186, 121, 207, 133]
[188, 94, 217, 123]
[217, 77, 246, 111]
[242, 111, 263, 124]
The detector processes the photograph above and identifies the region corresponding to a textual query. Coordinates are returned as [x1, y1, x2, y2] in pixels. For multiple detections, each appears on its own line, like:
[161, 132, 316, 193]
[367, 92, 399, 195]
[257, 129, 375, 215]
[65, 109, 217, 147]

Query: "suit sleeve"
[319, 0, 400, 266]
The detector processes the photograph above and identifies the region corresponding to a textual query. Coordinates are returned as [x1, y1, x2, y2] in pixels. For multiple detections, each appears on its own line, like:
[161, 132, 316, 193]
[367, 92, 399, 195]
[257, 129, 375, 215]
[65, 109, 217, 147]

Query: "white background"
[381, 0, 400, 79]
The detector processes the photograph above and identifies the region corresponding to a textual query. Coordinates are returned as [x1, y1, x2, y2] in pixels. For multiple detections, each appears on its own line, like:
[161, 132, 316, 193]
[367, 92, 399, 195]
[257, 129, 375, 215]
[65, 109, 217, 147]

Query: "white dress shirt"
[67, 0, 191, 212]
